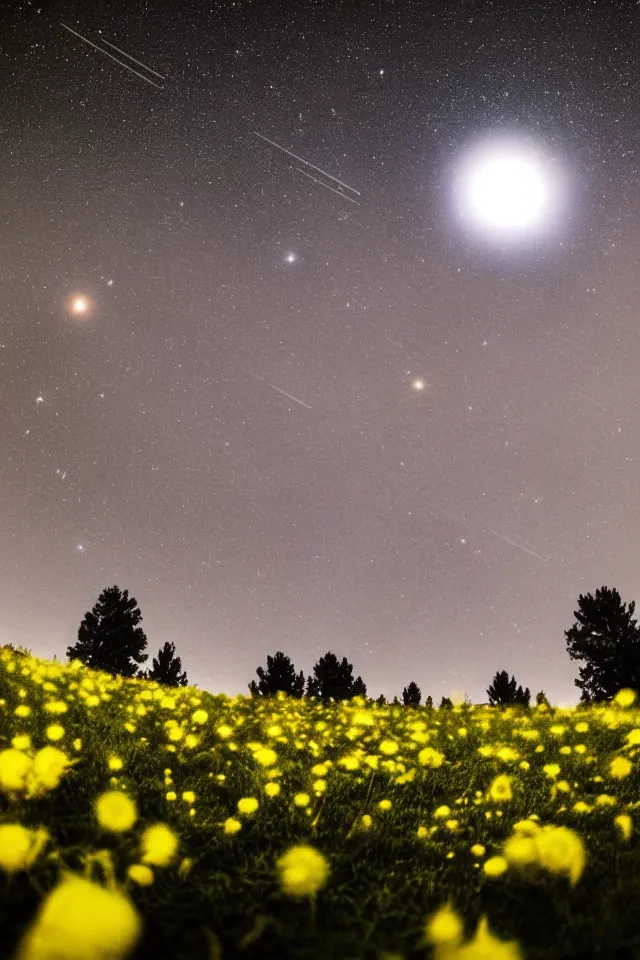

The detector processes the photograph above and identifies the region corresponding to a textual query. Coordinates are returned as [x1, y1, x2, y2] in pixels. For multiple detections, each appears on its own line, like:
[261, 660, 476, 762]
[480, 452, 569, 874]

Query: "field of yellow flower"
[1, 647, 640, 960]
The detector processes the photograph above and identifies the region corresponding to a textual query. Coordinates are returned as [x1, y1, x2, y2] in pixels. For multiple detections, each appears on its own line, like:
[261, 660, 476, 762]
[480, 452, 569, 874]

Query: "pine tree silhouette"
[305, 651, 366, 701]
[487, 670, 530, 706]
[402, 681, 422, 705]
[144, 641, 188, 687]
[248, 651, 305, 698]
[565, 585, 640, 702]
[536, 690, 551, 708]
[67, 585, 148, 678]
[425, 695, 434, 709]
[439, 696, 453, 709]
[375, 694, 387, 707]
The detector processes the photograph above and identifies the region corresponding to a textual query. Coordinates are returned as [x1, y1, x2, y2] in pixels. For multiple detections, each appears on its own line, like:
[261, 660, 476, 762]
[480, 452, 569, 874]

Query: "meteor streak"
[266, 383, 312, 409]
[253, 132, 360, 196]
[294, 167, 360, 205]
[100, 38, 166, 81]
[60, 23, 164, 89]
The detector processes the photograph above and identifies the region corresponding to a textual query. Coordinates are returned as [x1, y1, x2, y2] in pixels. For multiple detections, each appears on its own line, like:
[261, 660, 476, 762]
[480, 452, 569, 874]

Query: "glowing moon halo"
[450, 133, 568, 246]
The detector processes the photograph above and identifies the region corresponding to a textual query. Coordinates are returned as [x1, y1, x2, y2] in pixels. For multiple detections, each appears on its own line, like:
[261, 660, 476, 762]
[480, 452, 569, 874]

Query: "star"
[285, 253, 297, 264]
[71, 296, 90, 315]
[36, 396, 43, 404]
[412, 378, 426, 391]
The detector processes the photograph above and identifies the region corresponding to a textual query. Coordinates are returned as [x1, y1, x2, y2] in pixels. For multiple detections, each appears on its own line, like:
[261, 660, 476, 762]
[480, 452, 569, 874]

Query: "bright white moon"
[450, 133, 568, 246]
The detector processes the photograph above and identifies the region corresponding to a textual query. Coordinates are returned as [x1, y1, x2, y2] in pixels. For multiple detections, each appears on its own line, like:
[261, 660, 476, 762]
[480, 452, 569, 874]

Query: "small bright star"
[76, 544, 84, 553]
[36, 396, 43, 404]
[107, 279, 114, 287]
[412, 379, 426, 391]
[285, 253, 297, 263]
[71, 296, 89, 314]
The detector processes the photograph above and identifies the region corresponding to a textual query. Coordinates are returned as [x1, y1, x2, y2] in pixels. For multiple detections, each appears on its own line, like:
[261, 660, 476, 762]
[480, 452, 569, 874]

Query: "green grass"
[1, 647, 640, 959]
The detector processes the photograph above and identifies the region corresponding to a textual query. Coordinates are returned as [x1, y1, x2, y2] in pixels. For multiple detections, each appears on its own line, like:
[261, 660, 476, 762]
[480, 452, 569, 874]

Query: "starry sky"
[3, 0, 640, 705]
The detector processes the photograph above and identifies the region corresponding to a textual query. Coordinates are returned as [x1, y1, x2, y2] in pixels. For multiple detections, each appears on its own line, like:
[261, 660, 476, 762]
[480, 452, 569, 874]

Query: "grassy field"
[1, 648, 639, 960]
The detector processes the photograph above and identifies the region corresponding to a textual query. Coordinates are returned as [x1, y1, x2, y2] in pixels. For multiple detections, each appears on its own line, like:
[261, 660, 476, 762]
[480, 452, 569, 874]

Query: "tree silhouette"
[144, 641, 188, 687]
[402, 681, 422, 705]
[305, 651, 366, 701]
[536, 690, 551, 708]
[374, 694, 387, 707]
[487, 670, 531, 706]
[425, 695, 434, 709]
[67, 585, 148, 678]
[439, 696, 453, 709]
[565, 586, 640, 702]
[248, 651, 305, 698]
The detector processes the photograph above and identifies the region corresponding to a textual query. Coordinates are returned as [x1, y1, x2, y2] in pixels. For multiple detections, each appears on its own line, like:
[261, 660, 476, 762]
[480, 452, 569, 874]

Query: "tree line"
[3, 583, 639, 703]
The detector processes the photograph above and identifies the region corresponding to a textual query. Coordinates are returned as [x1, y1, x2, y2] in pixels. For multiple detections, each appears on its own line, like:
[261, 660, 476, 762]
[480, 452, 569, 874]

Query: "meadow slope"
[0, 647, 639, 960]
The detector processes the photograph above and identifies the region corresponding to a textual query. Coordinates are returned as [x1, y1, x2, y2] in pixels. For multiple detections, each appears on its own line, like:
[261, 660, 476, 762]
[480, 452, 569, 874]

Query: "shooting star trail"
[423, 500, 473, 530]
[60, 23, 164, 89]
[266, 383, 312, 409]
[294, 167, 360, 205]
[253, 132, 360, 196]
[100, 38, 166, 81]
[489, 529, 550, 563]
[575, 390, 610, 412]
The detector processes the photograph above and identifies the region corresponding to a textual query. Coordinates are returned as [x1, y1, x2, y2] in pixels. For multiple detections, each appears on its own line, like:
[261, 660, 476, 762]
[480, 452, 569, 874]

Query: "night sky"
[3, 0, 639, 705]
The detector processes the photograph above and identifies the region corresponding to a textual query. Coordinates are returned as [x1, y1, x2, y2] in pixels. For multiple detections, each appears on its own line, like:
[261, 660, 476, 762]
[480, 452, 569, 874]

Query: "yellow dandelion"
[610, 756, 632, 779]
[470, 844, 485, 857]
[182, 791, 196, 804]
[29, 747, 72, 795]
[424, 903, 464, 946]
[417, 825, 428, 839]
[276, 844, 330, 899]
[127, 864, 154, 887]
[237, 796, 259, 815]
[0, 825, 48, 874]
[108, 756, 123, 771]
[311, 763, 328, 777]
[489, 774, 513, 803]
[223, 817, 242, 835]
[15, 705, 31, 718]
[361, 814, 373, 829]
[379, 739, 398, 755]
[483, 856, 508, 877]
[0, 749, 32, 793]
[12, 734, 31, 751]
[191, 709, 208, 724]
[95, 792, 137, 833]
[543, 763, 561, 780]
[418, 747, 445, 767]
[293, 793, 310, 807]
[265, 782, 281, 798]
[535, 825, 585, 886]
[254, 747, 277, 767]
[615, 689, 636, 708]
[140, 824, 178, 867]
[434, 805, 451, 819]
[614, 814, 633, 841]
[166, 791, 177, 802]
[459, 915, 523, 960]
[378, 799, 392, 811]
[46, 725, 65, 742]
[16, 873, 141, 960]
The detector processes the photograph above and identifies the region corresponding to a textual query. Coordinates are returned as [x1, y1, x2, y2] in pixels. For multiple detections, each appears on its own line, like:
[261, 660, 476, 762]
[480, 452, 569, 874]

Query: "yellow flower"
[625, 729, 640, 747]
[378, 799, 392, 811]
[0, 749, 31, 793]
[15, 705, 31, 718]
[140, 824, 178, 866]
[535, 826, 585, 886]
[12, 735, 31, 751]
[265, 782, 281, 798]
[223, 817, 242, 834]
[361, 814, 373, 829]
[238, 797, 259, 815]
[503, 835, 538, 868]
[615, 689, 636, 708]
[16, 874, 141, 960]
[489, 774, 512, 803]
[191, 709, 208, 724]
[95, 792, 137, 833]
[254, 747, 277, 767]
[424, 903, 464, 945]
[379, 739, 398, 755]
[108, 756, 123, 771]
[418, 747, 445, 767]
[614, 814, 633, 841]
[434, 805, 451, 818]
[610, 756, 632, 779]
[46, 725, 65, 742]
[276, 844, 330, 899]
[543, 763, 561, 780]
[182, 791, 196, 804]
[311, 763, 328, 777]
[456, 915, 523, 960]
[572, 801, 592, 814]
[30, 747, 71, 793]
[294, 793, 310, 807]
[0, 825, 48, 873]
[217, 725, 233, 738]
[417, 825, 428, 839]
[470, 844, 485, 857]
[483, 856, 508, 877]
[166, 791, 177, 802]
[127, 864, 154, 886]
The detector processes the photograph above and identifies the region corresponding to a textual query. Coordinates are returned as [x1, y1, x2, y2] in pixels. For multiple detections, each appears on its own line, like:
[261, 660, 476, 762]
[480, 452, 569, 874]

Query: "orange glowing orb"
[71, 295, 90, 315]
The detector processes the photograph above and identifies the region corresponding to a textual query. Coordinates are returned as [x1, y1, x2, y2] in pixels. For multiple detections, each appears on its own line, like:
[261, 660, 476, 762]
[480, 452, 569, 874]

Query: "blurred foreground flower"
[276, 844, 330, 899]
[15, 874, 141, 960]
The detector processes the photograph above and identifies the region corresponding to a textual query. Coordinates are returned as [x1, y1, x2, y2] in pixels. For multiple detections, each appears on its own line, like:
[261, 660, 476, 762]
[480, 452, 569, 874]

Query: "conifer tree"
[425, 695, 434, 709]
[375, 694, 387, 707]
[487, 670, 531, 706]
[144, 641, 188, 687]
[305, 651, 366, 702]
[402, 681, 422, 705]
[67, 585, 148, 678]
[565, 586, 640, 702]
[248, 651, 305, 698]
[439, 696, 453, 709]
